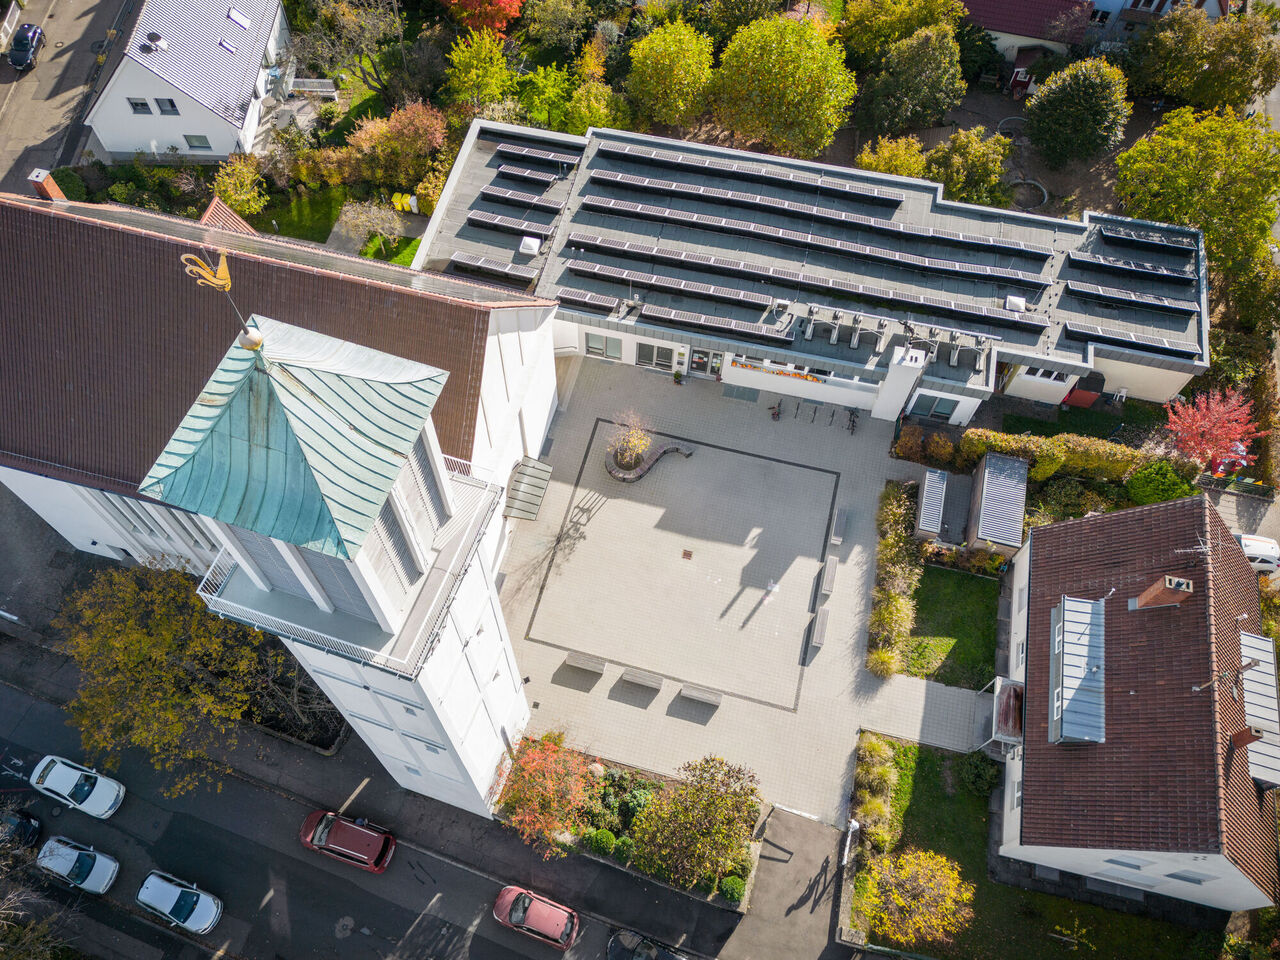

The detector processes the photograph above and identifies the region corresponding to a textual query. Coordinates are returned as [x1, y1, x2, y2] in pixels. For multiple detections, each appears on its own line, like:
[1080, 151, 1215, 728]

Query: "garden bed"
[900, 566, 999, 690]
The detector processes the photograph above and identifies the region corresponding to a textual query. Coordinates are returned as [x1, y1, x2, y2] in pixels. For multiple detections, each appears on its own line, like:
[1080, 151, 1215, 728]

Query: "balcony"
[197, 469, 503, 677]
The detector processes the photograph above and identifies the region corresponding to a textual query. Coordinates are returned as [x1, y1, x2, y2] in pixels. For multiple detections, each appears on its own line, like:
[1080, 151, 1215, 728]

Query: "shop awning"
[504, 457, 553, 521]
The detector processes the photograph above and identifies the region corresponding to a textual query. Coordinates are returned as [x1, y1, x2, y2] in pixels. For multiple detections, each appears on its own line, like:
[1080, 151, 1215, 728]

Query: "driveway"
[0, 0, 134, 192]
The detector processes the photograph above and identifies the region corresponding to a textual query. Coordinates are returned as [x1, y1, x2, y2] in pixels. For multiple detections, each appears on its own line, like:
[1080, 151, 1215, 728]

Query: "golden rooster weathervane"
[180, 251, 232, 291]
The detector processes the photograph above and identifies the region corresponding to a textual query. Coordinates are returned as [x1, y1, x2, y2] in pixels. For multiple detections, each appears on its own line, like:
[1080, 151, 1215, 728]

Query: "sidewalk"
[0, 633, 848, 959]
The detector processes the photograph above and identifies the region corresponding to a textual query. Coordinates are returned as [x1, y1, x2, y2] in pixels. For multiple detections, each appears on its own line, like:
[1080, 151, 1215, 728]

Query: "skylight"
[227, 7, 251, 28]
[218, 37, 237, 53]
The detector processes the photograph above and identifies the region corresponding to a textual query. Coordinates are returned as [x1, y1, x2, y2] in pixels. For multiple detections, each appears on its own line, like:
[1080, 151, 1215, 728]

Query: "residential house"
[997, 496, 1279, 911]
[963, 0, 1094, 63]
[84, 0, 291, 159]
[416, 121, 1209, 430]
[0, 186, 561, 817]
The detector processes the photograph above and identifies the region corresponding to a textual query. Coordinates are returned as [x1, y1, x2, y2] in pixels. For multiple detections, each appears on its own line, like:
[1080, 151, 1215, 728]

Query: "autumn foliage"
[498, 733, 593, 857]
[864, 849, 975, 945]
[1165, 388, 1268, 474]
[444, 0, 524, 34]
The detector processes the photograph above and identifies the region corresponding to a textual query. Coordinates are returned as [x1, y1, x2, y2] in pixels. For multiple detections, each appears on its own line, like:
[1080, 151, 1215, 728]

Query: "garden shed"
[915, 468, 973, 545]
[966, 453, 1028, 555]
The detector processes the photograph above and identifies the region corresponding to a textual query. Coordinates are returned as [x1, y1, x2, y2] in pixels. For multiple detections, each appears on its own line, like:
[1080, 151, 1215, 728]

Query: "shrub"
[957, 427, 1166, 483]
[878, 552, 923, 596]
[957, 751, 1001, 796]
[498, 733, 593, 857]
[924, 432, 954, 466]
[859, 761, 898, 796]
[588, 827, 617, 855]
[1126, 460, 1194, 505]
[858, 735, 893, 766]
[719, 874, 746, 904]
[613, 835, 635, 863]
[50, 167, 87, 202]
[864, 824, 892, 852]
[857, 795, 891, 825]
[868, 587, 915, 645]
[618, 787, 654, 831]
[894, 424, 925, 461]
[212, 154, 268, 216]
[728, 848, 753, 880]
[866, 647, 901, 677]
[864, 850, 975, 945]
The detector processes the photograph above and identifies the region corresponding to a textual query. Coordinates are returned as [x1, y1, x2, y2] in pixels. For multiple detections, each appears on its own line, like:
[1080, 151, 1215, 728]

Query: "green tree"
[923, 126, 1011, 206]
[1116, 107, 1280, 274]
[954, 20, 1002, 82]
[445, 29, 515, 107]
[860, 24, 965, 135]
[864, 850, 975, 945]
[519, 64, 574, 129]
[292, 0, 403, 96]
[1125, 460, 1194, 505]
[627, 21, 714, 128]
[713, 17, 857, 158]
[524, 0, 592, 57]
[55, 564, 269, 796]
[1024, 58, 1131, 168]
[629, 756, 759, 888]
[839, 0, 965, 73]
[346, 100, 447, 184]
[212, 154, 268, 216]
[1135, 7, 1280, 110]
[564, 79, 631, 134]
[707, 0, 780, 45]
[856, 135, 927, 179]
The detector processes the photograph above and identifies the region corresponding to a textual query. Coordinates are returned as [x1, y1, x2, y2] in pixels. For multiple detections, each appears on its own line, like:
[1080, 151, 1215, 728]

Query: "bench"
[820, 556, 837, 596]
[810, 607, 829, 651]
[678, 684, 722, 707]
[620, 667, 664, 690]
[564, 651, 606, 674]
[830, 507, 849, 546]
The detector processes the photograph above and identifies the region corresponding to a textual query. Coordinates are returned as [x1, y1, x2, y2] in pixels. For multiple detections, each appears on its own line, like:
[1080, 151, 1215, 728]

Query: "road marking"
[257, 887, 274, 909]
[337, 776, 370, 814]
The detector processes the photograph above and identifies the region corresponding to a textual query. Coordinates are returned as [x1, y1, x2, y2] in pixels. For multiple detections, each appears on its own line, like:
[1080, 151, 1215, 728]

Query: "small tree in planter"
[608, 411, 653, 470]
[498, 732, 592, 858]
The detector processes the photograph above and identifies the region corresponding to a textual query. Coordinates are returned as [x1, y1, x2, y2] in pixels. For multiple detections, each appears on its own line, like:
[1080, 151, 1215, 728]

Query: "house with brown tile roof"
[997, 496, 1280, 911]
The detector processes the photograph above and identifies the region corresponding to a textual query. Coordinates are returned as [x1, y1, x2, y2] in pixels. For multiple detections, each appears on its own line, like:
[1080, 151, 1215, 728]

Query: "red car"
[299, 811, 395, 873]
[492, 885, 580, 951]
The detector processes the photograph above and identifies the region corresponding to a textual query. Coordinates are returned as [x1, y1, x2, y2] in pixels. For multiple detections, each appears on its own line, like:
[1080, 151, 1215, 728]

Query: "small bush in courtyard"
[858, 736, 893, 766]
[860, 762, 899, 796]
[498, 731, 593, 858]
[51, 167, 87, 201]
[864, 849, 975, 946]
[894, 424, 925, 461]
[587, 827, 617, 856]
[866, 647, 900, 677]
[869, 588, 915, 645]
[728, 849, 752, 880]
[1126, 460, 1195, 505]
[719, 875, 746, 904]
[924, 432, 954, 466]
[957, 751, 1001, 796]
[608, 410, 653, 469]
[856, 795, 890, 826]
[613, 835, 635, 864]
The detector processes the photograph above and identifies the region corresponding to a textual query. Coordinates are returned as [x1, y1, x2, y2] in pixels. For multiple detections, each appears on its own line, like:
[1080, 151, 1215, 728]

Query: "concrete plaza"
[499, 359, 992, 825]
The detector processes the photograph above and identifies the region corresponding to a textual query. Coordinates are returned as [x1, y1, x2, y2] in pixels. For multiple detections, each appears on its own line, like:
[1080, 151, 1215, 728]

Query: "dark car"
[608, 930, 692, 960]
[493, 886, 579, 952]
[8, 24, 45, 71]
[299, 811, 395, 873]
[0, 809, 40, 847]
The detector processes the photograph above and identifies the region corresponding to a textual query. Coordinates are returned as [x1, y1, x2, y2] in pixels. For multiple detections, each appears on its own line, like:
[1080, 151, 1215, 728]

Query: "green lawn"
[248, 186, 348, 243]
[1002, 400, 1165, 440]
[324, 68, 385, 145]
[901, 566, 999, 690]
[359, 234, 421, 266]
[860, 743, 1221, 960]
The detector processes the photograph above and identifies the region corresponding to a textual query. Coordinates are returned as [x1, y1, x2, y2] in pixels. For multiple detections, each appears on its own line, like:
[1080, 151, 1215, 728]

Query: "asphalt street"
[1, 688, 615, 960]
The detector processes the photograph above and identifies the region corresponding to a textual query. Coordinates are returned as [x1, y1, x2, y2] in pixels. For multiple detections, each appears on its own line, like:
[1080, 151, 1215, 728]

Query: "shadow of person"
[785, 854, 833, 916]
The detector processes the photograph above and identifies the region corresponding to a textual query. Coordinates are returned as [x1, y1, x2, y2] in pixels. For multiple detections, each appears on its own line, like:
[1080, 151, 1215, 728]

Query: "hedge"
[955, 428, 1197, 483]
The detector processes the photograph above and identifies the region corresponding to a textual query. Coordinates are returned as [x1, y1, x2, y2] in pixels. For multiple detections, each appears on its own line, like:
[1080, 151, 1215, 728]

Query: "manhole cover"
[55, 41, 64, 47]
[682, 549, 693, 560]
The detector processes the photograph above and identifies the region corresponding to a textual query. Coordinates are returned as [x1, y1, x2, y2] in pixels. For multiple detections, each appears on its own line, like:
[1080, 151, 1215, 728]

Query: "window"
[1053, 619, 1064, 653]
[128, 98, 152, 114]
[1017, 586, 1027, 613]
[1167, 870, 1216, 885]
[1053, 687, 1063, 720]
[155, 98, 179, 115]
[227, 6, 251, 28]
[909, 393, 960, 421]
[585, 333, 621, 360]
[636, 342, 673, 371]
[1022, 366, 1067, 382]
[184, 134, 212, 150]
[218, 37, 237, 53]
[1105, 856, 1154, 871]
[1012, 780, 1022, 808]
[1089, 8, 1110, 20]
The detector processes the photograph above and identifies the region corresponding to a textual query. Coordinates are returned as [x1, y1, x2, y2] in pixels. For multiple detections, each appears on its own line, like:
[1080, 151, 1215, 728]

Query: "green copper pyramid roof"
[140, 316, 448, 559]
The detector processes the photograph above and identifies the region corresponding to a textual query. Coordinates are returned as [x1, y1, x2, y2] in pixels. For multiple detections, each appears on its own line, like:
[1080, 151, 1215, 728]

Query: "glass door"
[690, 350, 710, 375]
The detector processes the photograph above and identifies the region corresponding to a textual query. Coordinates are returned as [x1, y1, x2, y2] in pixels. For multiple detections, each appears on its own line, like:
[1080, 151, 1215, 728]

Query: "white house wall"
[1001, 366, 1079, 405]
[1089, 354, 1194, 403]
[86, 57, 244, 157]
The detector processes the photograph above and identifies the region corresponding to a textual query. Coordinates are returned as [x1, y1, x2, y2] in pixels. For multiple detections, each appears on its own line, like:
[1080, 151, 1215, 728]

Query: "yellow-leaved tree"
[864, 849, 975, 945]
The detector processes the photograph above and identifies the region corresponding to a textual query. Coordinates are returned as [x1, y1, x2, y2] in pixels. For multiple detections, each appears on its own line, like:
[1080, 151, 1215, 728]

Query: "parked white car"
[1235, 533, 1280, 575]
[136, 871, 223, 935]
[36, 836, 119, 894]
[28, 756, 125, 819]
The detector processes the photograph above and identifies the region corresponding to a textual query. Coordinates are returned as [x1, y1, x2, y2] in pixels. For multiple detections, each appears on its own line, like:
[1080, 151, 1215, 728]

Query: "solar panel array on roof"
[494, 143, 581, 166]
[555, 287, 621, 312]
[596, 140, 904, 205]
[466, 210, 556, 239]
[450, 252, 540, 285]
[1099, 224, 1197, 253]
[497, 164, 559, 186]
[1065, 279, 1200, 315]
[1240, 631, 1280, 789]
[587, 170, 1052, 261]
[1064, 320, 1202, 359]
[565, 259, 774, 308]
[639, 304, 794, 343]
[1067, 250, 1196, 284]
[480, 185, 565, 213]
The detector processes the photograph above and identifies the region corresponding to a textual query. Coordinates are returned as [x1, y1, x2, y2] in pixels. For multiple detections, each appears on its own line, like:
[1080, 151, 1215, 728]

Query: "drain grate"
[682, 549, 693, 560]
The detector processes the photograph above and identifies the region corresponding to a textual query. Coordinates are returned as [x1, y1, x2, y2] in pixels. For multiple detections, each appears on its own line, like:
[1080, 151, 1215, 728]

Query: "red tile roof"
[1021, 497, 1278, 903]
[964, 0, 1093, 43]
[198, 196, 256, 235]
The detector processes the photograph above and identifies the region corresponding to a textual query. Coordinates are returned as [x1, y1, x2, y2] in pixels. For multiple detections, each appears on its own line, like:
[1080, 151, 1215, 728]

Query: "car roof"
[43, 762, 86, 794]
[139, 872, 182, 907]
[523, 895, 572, 938]
[323, 818, 385, 860]
[38, 837, 82, 871]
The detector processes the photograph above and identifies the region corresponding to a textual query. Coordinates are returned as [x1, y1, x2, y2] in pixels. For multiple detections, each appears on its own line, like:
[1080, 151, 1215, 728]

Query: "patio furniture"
[830, 507, 848, 546]
[678, 684, 722, 707]
[820, 555, 837, 596]
[606, 443, 693, 482]
[565, 651, 606, 674]
[620, 667, 664, 690]
[810, 607, 829, 651]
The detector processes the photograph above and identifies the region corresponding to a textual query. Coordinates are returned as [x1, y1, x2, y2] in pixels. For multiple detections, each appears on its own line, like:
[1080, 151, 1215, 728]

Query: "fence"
[1197, 473, 1276, 501]
[0, 2, 20, 51]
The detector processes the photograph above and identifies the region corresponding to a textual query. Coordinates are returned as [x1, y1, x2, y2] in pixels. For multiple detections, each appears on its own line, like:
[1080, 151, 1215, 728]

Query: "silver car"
[36, 836, 119, 894]
[29, 756, 125, 819]
[136, 870, 223, 935]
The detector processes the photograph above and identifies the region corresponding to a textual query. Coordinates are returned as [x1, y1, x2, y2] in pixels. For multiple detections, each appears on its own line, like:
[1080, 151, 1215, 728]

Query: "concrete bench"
[830, 507, 848, 546]
[810, 607, 829, 650]
[678, 684, 722, 707]
[820, 555, 837, 596]
[564, 651, 606, 674]
[620, 667, 664, 690]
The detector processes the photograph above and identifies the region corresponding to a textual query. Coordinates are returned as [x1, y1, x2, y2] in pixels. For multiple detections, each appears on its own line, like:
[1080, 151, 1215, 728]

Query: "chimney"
[1233, 726, 1264, 749]
[28, 169, 65, 202]
[1131, 575, 1194, 611]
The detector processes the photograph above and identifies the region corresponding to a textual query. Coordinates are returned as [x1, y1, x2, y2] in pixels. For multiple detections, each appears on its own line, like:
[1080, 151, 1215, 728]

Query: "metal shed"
[966, 452, 1028, 554]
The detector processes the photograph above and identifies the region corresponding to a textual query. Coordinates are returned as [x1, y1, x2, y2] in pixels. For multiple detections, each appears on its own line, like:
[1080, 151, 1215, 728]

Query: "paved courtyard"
[499, 359, 992, 825]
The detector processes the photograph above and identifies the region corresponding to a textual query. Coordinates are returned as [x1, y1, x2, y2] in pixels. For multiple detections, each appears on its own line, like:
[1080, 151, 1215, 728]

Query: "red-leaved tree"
[444, 0, 523, 34]
[497, 732, 592, 857]
[1165, 388, 1268, 474]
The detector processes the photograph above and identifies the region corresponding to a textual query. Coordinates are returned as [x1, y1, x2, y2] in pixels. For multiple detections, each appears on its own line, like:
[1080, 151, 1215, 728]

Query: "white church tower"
[139, 315, 529, 817]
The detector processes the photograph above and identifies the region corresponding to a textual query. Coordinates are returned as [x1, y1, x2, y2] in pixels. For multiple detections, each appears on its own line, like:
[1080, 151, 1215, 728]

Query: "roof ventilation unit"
[1005, 294, 1026, 312]
[143, 31, 168, 51]
[519, 236, 542, 256]
[948, 344, 960, 366]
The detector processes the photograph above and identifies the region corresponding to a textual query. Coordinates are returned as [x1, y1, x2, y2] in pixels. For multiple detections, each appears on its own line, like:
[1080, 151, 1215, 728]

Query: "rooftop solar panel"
[1065, 279, 1200, 315]
[1098, 224, 1197, 253]
[495, 143, 581, 166]
[466, 209, 555, 239]
[639, 304, 794, 343]
[479, 185, 565, 213]
[449, 252, 540, 285]
[1067, 250, 1196, 283]
[497, 164, 559, 185]
[555, 287, 621, 311]
[1064, 320, 1202, 358]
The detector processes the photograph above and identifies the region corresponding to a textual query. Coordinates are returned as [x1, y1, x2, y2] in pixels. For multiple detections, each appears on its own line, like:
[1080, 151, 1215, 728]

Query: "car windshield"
[12, 36, 29, 50]
[312, 814, 336, 847]
[67, 852, 95, 884]
[170, 890, 199, 924]
[68, 773, 97, 805]
[509, 893, 531, 925]
[33, 759, 56, 785]
[560, 920, 574, 945]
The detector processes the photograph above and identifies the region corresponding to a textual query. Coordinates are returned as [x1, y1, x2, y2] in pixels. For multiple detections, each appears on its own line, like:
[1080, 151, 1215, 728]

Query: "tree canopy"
[923, 126, 1011, 206]
[954, 21, 1002, 82]
[1135, 8, 1280, 110]
[519, 64, 574, 129]
[707, 0, 781, 45]
[1165, 388, 1268, 474]
[445, 29, 515, 107]
[859, 24, 965, 135]
[292, 0, 402, 96]
[839, 0, 965, 73]
[524, 0, 592, 57]
[564, 79, 631, 134]
[347, 101, 446, 185]
[1116, 107, 1280, 274]
[856, 135, 928, 179]
[865, 850, 975, 945]
[627, 21, 714, 128]
[442, 0, 524, 34]
[713, 17, 857, 158]
[498, 732, 592, 856]
[212, 154, 268, 216]
[1024, 58, 1131, 168]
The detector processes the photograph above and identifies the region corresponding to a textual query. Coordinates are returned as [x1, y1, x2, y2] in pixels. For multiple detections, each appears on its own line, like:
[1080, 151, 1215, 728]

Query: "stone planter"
[606, 443, 694, 482]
